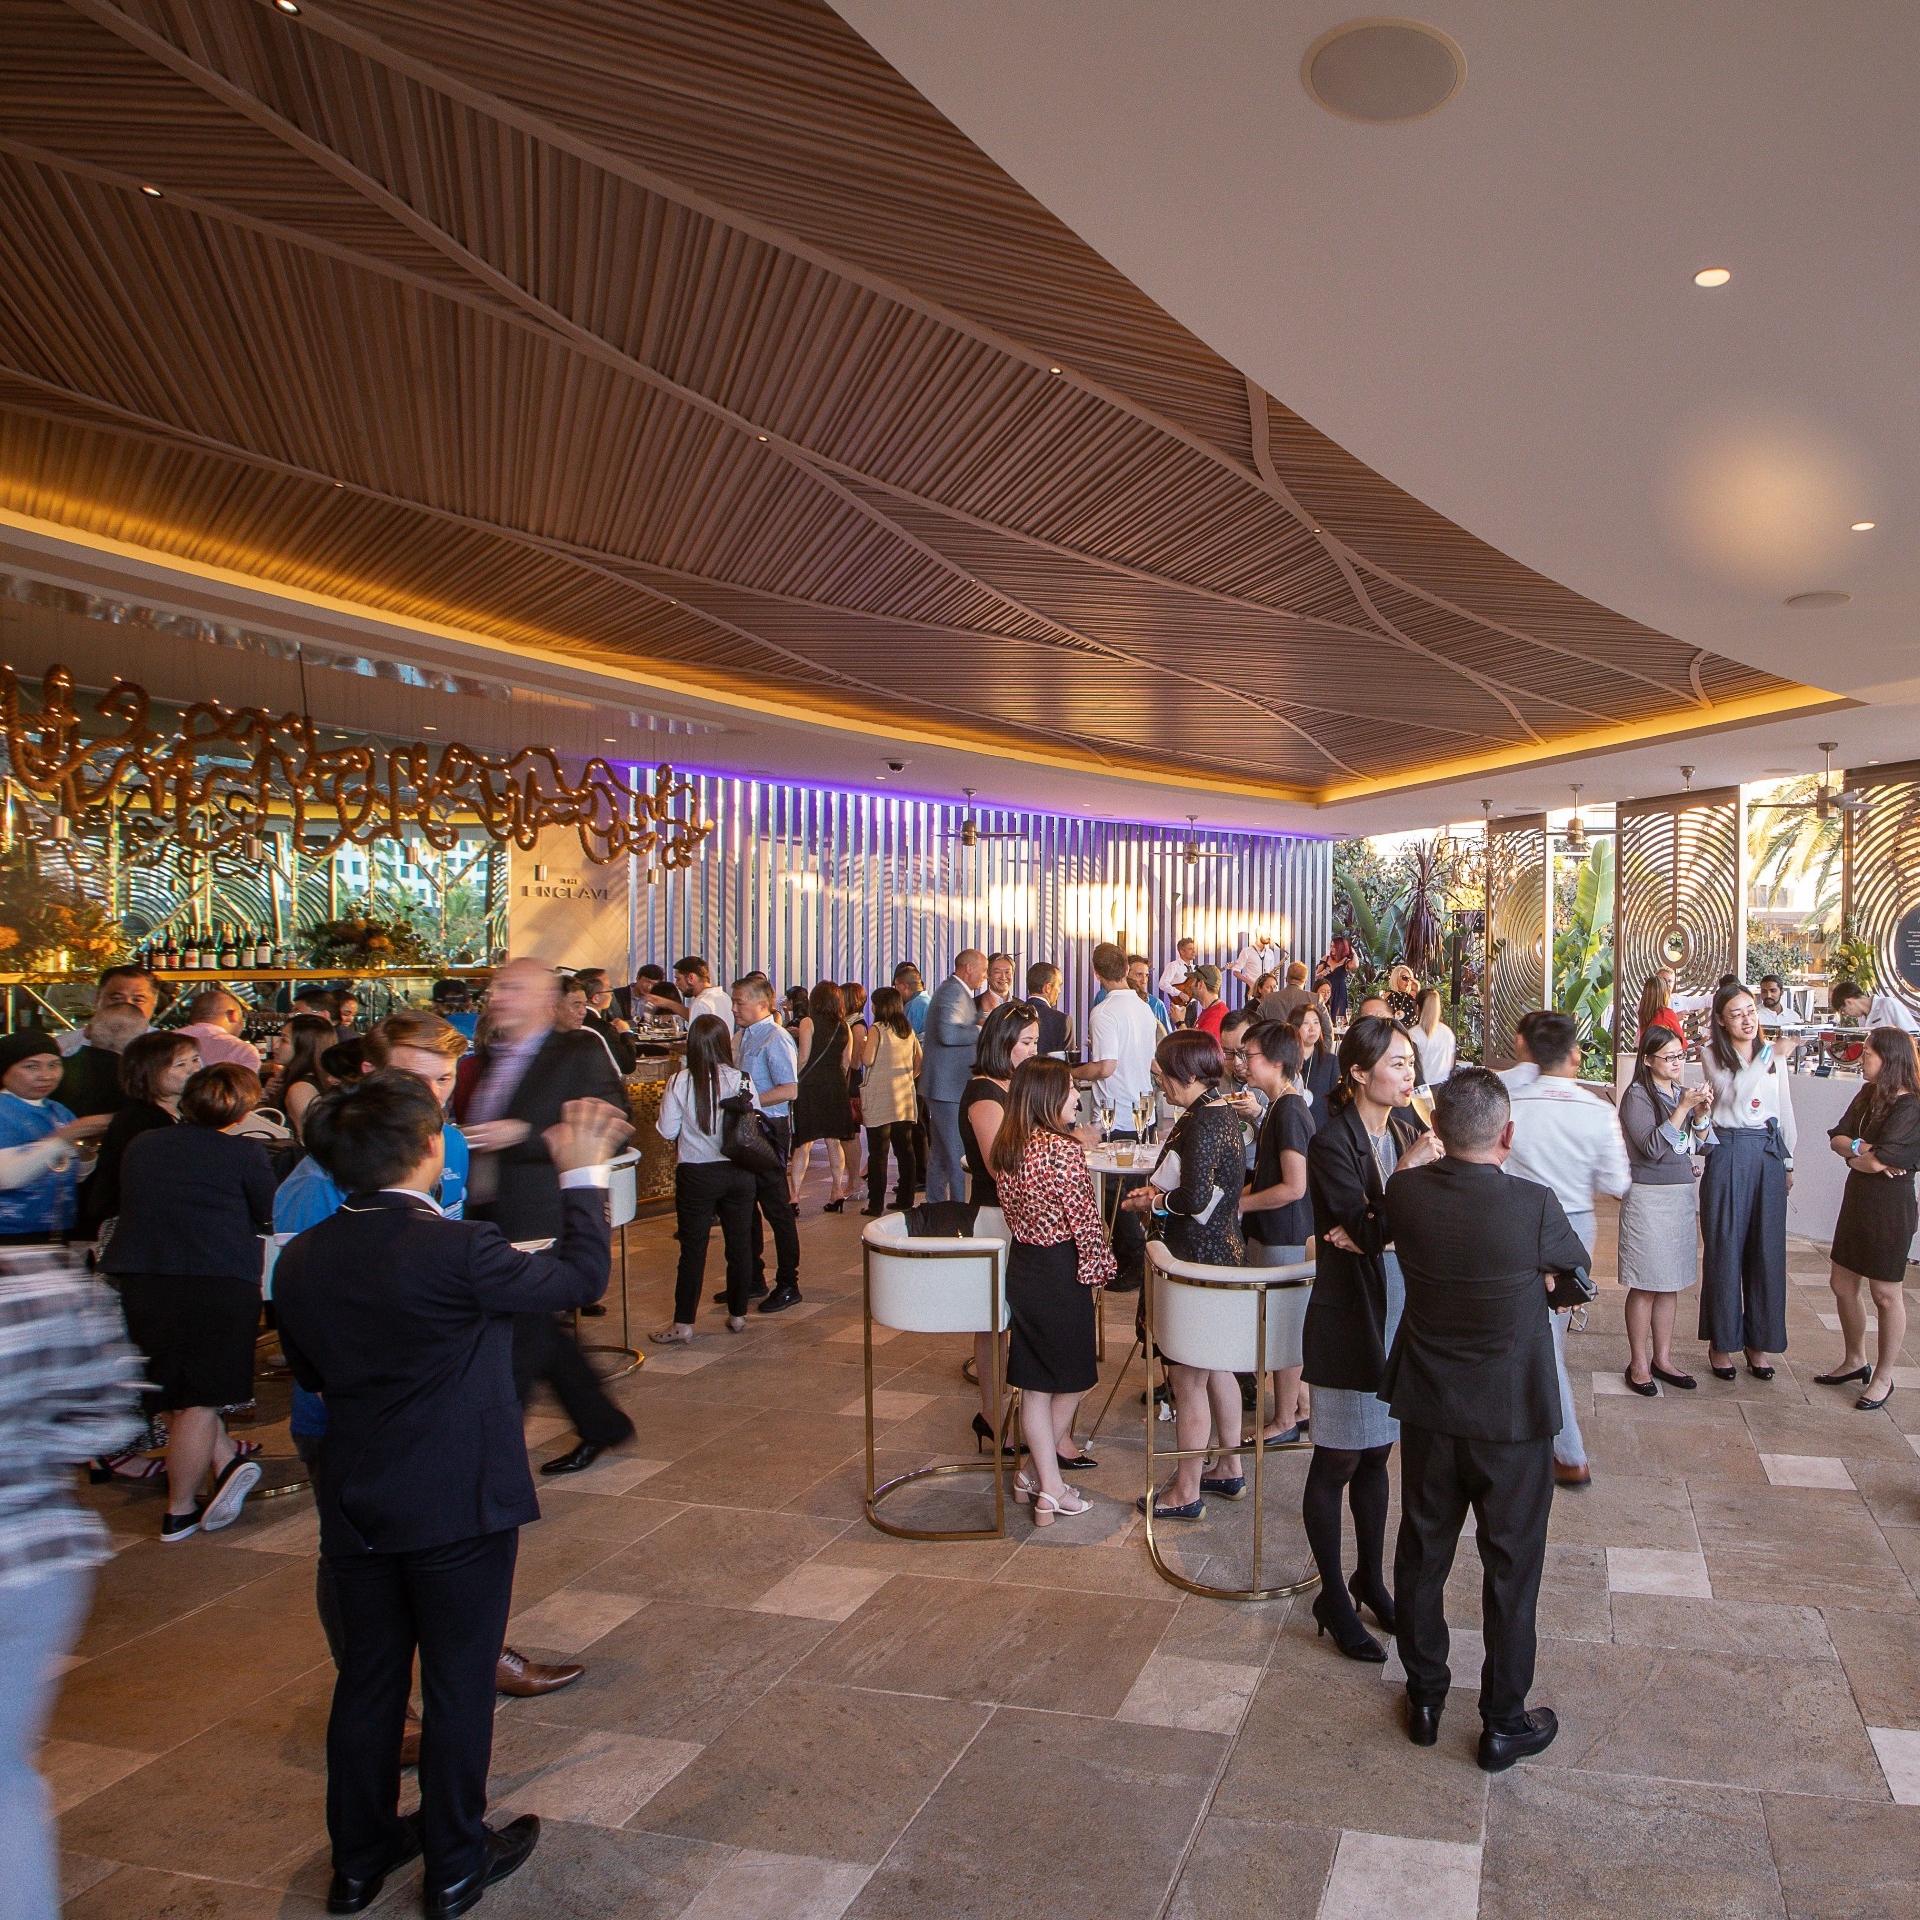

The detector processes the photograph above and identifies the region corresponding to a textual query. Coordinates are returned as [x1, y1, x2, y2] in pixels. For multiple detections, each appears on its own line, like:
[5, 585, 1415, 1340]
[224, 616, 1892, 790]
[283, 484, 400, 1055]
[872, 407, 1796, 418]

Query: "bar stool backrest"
[861, 1213, 1010, 1334]
[608, 1150, 640, 1231]
[1148, 1242, 1313, 1373]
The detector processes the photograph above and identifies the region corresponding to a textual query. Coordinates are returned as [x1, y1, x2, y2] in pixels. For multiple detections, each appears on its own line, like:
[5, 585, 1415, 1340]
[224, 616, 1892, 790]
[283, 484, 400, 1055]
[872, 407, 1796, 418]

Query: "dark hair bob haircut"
[303, 1071, 447, 1194]
[179, 1062, 264, 1130]
[974, 1000, 1041, 1080]
[1155, 1029, 1225, 1089]
[119, 1029, 201, 1105]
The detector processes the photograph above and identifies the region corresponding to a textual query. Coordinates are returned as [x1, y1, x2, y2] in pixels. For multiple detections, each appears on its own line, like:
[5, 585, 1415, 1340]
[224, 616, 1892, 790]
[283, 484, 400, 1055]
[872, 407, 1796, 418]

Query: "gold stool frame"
[1142, 1246, 1319, 1603]
[863, 1233, 1011, 1542]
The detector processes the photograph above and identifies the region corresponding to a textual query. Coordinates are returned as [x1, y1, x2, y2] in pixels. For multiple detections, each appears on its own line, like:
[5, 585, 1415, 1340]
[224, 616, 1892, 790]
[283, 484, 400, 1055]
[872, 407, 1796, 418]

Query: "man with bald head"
[922, 949, 988, 1203]
[459, 958, 634, 1474]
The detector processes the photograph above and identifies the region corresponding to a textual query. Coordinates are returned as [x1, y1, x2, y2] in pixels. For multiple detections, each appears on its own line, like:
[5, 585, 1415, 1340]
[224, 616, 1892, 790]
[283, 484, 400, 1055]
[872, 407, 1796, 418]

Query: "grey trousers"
[925, 1098, 966, 1204]
[1698, 1127, 1788, 1354]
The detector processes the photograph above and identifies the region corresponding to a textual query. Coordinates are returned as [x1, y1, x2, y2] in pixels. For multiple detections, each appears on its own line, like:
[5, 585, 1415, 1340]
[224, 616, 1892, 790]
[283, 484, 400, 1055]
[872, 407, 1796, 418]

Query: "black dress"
[960, 1076, 1008, 1206]
[793, 1018, 856, 1145]
[1298, 1048, 1340, 1128]
[1150, 1096, 1248, 1266]
[1829, 1088, 1920, 1283]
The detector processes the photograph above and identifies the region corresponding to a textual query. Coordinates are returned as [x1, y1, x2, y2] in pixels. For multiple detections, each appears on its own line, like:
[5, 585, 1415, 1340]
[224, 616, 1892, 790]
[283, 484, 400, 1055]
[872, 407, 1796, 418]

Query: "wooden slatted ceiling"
[0, 0, 1821, 802]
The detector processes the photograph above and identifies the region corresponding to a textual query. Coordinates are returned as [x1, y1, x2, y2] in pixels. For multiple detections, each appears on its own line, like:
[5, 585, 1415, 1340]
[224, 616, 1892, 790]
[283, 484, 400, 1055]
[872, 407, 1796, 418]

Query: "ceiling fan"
[1748, 743, 1865, 823]
[1175, 815, 1235, 866]
[957, 788, 1024, 848]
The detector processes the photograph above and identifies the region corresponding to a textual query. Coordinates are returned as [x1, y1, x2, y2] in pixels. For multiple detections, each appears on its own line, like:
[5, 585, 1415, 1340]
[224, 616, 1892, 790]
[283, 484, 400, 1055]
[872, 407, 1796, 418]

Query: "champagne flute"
[1408, 1083, 1435, 1129]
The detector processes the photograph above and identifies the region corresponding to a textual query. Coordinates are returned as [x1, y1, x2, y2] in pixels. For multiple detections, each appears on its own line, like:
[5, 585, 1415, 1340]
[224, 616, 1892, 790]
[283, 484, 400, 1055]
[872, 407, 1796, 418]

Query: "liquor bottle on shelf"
[253, 927, 270, 968]
[161, 933, 178, 971]
[218, 923, 236, 968]
[180, 932, 199, 970]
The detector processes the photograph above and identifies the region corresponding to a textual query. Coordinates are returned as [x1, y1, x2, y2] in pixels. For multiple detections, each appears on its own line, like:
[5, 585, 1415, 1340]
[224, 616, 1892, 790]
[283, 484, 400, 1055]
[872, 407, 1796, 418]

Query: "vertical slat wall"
[632, 777, 1331, 1042]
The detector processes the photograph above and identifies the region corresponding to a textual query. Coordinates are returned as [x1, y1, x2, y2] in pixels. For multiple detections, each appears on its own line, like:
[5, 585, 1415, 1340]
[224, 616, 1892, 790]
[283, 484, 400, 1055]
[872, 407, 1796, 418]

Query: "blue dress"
[0, 1090, 78, 1238]
[1309, 1127, 1403, 1449]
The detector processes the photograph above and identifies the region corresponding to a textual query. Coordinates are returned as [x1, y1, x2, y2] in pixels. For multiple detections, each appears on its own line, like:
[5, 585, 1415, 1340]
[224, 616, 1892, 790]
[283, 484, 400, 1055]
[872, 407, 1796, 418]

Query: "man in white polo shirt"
[1074, 941, 1160, 1291]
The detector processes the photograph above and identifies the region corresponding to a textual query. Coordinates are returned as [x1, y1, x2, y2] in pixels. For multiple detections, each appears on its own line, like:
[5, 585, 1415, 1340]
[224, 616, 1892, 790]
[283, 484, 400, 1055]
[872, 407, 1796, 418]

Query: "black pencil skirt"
[1006, 1238, 1098, 1395]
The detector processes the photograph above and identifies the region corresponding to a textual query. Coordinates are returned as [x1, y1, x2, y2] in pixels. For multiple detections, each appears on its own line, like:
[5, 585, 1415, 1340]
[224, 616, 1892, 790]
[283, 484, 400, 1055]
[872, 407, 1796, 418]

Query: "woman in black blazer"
[1285, 1003, 1340, 1126]
[103, 1063, 278, 1543]
[1300, 1017, 1435, 1660]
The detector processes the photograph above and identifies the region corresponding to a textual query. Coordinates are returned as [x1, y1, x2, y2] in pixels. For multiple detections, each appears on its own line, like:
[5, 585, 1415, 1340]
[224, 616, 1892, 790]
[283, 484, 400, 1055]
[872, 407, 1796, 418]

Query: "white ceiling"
[833, 0, 1920, 826]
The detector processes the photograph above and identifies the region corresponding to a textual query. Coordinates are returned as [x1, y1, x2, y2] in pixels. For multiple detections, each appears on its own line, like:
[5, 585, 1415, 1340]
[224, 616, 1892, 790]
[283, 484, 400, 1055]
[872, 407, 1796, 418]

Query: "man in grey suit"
[921, 950, 987, 1202]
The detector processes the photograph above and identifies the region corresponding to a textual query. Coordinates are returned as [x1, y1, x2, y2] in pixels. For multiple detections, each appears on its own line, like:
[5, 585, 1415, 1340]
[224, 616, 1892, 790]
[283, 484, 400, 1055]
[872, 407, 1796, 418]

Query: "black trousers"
[865, 1122, 916, 1211]
[673, 1160, 757, 1321]
[749, 1116, 801, 1290]
[326, 1528, 517, 1889]
[293, 1433, 346, 1669]
[1393, 1423, 1554, 1730]
[511, 1312, 633, 1448]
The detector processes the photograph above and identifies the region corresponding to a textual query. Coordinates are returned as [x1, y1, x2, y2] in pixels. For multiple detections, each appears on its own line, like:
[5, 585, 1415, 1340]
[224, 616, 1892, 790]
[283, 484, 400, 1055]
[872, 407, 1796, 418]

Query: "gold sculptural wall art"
[0, 665, 712, 874]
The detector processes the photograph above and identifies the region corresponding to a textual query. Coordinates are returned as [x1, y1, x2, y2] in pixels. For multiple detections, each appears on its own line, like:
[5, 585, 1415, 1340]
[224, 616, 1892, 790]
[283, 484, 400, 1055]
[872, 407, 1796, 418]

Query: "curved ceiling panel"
[0, 0, 1832, 808]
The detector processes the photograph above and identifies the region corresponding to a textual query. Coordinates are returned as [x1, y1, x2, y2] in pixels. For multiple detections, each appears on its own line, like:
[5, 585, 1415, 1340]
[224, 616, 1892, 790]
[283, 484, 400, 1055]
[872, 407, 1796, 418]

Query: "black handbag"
[718, 1090, 784, 1175]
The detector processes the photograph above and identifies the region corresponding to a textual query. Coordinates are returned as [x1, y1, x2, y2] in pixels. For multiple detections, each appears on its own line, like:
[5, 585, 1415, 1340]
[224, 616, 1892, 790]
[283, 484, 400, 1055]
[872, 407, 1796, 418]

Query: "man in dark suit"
[458, 958, 635, 1474]
[276, 1078, 631, 1917]
[1026, 962, 1076, 1059]
[1381, 1066, 1589, 1773]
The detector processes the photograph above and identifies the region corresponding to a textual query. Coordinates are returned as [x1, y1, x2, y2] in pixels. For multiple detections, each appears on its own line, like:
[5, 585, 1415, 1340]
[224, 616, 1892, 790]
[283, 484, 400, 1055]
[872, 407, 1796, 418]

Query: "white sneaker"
[201, 1455, 262, 1532]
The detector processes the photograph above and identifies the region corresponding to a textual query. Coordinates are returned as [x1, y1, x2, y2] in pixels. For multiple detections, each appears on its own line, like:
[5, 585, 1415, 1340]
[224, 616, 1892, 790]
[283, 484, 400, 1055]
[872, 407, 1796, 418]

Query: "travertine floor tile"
[835, 1390, 933, 1420]
[38, 1737, 156, 1813]
[1607, 1547, 1713, 1597]
[679, 1851, 871, 1920]
[1116, 1652, 1263, 1732]
[1760, 1452, 1855, 1489]
[1317, 1831, 1481, 1920]
[1868, 1726, 1920, 1805]
[749, 1563, 892, 1621]
[498, 1731, 702, 1828]
[507, 1588, 647, 1654]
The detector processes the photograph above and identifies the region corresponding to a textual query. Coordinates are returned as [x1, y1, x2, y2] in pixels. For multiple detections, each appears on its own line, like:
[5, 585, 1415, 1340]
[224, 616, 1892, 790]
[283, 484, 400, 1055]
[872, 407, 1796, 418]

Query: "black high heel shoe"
[1348, 1570, 1397, 1633]
[822, 1198, 846, 1214]
[1311, 1589, 1386, 1663]
[971, 1413, 1019, 1458]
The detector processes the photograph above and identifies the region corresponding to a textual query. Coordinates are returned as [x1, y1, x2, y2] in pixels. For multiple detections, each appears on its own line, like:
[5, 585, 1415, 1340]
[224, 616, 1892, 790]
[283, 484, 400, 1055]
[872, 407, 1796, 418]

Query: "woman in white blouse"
[1699, 982, 1795, 1380]
[1411, 988, 1456, 1086]
[651, 1015, 759, 1341]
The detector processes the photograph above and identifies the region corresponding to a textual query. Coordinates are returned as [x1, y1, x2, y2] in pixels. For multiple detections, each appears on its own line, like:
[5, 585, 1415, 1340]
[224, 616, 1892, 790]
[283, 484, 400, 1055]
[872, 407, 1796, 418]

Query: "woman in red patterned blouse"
[989, 1057, 1115, 1524]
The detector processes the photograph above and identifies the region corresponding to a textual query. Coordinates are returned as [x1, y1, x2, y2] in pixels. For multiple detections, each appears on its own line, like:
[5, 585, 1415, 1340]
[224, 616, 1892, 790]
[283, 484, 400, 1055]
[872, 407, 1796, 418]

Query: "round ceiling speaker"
[1302, 18, 1466, 123]
[1783, 590, 1852, 609]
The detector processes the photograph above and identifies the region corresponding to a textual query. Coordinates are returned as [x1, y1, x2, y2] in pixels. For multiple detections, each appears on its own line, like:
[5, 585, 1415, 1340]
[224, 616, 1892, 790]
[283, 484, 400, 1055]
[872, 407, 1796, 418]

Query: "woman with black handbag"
[652, 1015, 760, 1341]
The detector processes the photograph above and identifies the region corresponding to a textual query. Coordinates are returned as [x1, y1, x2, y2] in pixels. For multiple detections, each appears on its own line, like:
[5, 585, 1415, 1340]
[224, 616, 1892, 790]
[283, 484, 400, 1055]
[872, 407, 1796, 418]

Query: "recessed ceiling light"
[1851, 521, 1876, 532]
[603, 737, 617, 743]
[755, 433, 768, 442]
[1784, 590, 1851, 609]
[1693, 267, 1732, 288]
[1869, 758, 1881, 765]
[275, 0, 301, 13]
[140, 184, 163, 197]
[1302, 18, 1466, 123]
[1048, 365, 1062, 375]
[422, 724, 436, 731]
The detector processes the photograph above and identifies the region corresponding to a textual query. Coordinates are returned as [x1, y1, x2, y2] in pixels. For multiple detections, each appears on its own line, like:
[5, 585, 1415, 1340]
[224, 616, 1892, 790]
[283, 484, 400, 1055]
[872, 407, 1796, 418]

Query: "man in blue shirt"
[276, 1012, 582, 1728]
[895, 962, 931, 1039]
[730, 975, 803, 1311]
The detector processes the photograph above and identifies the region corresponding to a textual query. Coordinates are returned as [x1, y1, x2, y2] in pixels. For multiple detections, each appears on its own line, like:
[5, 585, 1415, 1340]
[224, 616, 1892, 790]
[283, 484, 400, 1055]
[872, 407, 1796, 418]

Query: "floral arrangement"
[0, 852, 126, 972]
[301, 903, 435, 969]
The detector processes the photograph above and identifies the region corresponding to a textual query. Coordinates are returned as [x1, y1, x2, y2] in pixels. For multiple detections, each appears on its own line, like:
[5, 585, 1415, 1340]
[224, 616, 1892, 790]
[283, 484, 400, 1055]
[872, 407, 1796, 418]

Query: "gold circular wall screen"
[1302, 18, 1466, 123]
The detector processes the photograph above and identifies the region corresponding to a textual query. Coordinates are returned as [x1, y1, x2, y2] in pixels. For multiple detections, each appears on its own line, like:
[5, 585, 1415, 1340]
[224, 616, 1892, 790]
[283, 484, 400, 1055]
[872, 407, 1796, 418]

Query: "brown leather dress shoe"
[1553, 1462, 1592, 1489]
[495, 1646, 584, 1697]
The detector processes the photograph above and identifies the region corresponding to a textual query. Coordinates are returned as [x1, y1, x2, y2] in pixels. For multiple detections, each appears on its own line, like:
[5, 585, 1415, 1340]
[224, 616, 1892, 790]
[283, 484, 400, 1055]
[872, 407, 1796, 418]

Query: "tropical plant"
[0, 848, 126, 972]
[1392, 836, 1453, 977]
[1747, 776, 1844, 937]
[1333, 838, 1400, 980]
[1830, 934, 1877, 991]
[1553, 837, 1614, 1065]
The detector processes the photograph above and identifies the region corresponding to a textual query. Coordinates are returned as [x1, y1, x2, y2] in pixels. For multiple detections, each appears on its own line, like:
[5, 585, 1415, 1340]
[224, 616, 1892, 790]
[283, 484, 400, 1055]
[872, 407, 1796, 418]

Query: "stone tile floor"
[46, 1194, 1920, 1918]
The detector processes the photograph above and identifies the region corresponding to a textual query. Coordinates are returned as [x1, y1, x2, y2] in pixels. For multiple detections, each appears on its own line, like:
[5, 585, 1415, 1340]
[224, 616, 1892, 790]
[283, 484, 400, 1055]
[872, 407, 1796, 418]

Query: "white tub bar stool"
[1143, 1240, 1318, 1602]
[861, 1210, 1012, 1541]
[577, 1148, 643, 1378]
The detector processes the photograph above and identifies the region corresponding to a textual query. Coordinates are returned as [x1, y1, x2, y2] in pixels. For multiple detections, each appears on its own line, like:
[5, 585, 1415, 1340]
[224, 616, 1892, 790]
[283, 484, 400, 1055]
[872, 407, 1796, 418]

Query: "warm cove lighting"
[1693, 267, 1732, 288]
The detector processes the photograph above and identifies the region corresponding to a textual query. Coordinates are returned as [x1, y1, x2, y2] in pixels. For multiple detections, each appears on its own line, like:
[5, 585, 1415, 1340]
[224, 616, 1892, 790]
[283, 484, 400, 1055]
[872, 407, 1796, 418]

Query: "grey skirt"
[1309, 1251, 1403, 1450]
[1617, 1180, 1698, 1294]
